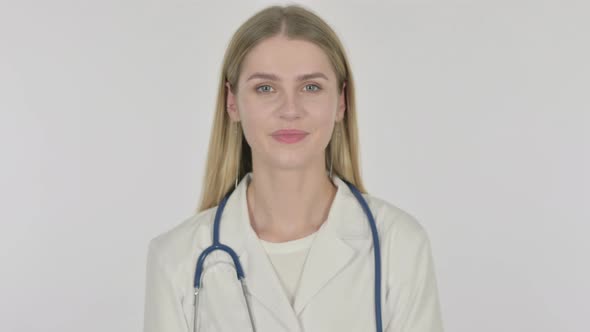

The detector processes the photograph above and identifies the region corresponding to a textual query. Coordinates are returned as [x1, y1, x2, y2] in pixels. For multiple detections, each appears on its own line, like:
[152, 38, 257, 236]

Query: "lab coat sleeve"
[143, 238, 187, 332]
[384, 223, 444, 332]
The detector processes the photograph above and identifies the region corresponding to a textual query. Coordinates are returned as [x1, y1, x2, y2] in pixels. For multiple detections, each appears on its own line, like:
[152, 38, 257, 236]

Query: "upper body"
[145, 6, 445, 331]
[143, 171, 445, 332]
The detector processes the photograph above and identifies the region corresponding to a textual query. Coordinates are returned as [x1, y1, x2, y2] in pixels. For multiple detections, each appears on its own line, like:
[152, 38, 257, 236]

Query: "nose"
[278, 92, 303, 120]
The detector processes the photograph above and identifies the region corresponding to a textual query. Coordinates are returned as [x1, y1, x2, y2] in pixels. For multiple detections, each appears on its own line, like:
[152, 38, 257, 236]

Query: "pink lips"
[271, 129, 309, 144]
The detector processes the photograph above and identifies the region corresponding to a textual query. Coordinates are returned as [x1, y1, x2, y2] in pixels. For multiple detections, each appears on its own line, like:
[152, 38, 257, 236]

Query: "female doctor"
[143, 4, 444, 332]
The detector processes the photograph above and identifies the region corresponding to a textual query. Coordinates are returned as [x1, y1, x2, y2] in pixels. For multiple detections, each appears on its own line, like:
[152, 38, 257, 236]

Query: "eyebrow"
[245, 72, 329, 82]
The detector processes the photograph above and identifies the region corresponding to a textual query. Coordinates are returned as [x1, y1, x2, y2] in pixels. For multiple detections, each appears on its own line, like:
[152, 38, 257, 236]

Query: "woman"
[144, 4, 444, 332]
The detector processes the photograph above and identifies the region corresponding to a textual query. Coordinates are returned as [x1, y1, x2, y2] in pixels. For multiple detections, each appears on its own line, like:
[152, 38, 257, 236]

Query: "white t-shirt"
[258, 230, 319, 306]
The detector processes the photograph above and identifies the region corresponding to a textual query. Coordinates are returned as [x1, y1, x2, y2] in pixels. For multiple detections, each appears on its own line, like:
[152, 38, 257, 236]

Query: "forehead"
[240, 36, 335, 81]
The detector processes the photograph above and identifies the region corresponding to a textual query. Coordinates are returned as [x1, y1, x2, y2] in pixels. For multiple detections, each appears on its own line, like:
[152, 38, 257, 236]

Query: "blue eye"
[305, 84, 322, 92]
[256, 85, 274, 93]
[255, 84, 322, 93]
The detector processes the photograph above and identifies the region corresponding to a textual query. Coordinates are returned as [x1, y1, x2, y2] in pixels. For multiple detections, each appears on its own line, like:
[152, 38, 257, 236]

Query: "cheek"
[236, 107, 268, 149]
[307, 99, 338, 126]
[237, 93, 276, 123]
[236, 94, 265, 123]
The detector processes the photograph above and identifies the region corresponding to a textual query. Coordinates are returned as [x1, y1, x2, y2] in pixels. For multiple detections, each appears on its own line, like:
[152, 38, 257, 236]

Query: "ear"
[226, 81, 240, 122]
[337, 80, 347, 122]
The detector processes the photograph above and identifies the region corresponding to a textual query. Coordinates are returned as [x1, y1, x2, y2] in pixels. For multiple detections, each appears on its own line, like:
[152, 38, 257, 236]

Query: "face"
[226, 35, 346, 172]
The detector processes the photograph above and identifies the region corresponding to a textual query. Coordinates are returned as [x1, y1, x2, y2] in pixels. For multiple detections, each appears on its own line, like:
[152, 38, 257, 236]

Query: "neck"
[245, 164, 337, 243]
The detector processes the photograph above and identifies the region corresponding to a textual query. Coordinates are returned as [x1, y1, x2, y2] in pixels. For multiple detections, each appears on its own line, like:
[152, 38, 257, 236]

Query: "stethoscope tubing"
[192, 178, 383, 332]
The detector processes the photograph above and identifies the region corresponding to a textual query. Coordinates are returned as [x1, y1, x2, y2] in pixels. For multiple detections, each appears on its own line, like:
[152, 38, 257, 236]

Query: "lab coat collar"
[209, 171, 372, 331]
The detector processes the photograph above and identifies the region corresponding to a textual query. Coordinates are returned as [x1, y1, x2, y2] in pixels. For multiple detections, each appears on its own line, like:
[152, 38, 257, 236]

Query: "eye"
[255, 85, 274, 93]
[255, 84, 322, 94]
[304, 84, 322, 92]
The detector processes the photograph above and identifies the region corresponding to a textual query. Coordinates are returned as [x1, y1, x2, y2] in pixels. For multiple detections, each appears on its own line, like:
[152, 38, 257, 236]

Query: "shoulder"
[146, 206, 218, 274]
[361, 192, 428, 240]
[361, 192, 434, 282]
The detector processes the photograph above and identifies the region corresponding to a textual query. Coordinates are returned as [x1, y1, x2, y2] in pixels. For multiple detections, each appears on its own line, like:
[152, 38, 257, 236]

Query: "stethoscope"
[192, 177, 383, 332]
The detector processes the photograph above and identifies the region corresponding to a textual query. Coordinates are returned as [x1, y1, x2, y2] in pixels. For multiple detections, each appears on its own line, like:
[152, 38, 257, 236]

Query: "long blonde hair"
[196, 4, 366, 213]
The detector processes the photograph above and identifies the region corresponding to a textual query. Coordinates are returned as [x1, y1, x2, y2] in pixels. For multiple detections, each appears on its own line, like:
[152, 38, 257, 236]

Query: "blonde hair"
[196, 4, 366, 213]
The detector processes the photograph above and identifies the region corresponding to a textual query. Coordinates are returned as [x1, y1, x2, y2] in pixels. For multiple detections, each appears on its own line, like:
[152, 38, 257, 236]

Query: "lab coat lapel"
[215, 172, 371, 329]
[218, 172, 302, 331]
[292, 173, 372, 316]
[241, 231, 303, 331]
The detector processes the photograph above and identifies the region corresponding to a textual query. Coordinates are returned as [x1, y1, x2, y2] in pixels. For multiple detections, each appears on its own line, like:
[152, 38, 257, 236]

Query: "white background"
[1, 0, 588, 331]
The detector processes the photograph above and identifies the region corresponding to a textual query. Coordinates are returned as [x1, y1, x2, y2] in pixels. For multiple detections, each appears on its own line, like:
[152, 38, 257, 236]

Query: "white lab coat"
[143, 172, 444, 332]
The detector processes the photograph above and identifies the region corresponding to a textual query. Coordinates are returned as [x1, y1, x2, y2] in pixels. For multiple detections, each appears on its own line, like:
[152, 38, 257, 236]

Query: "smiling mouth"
[271, 132, 308, 144]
